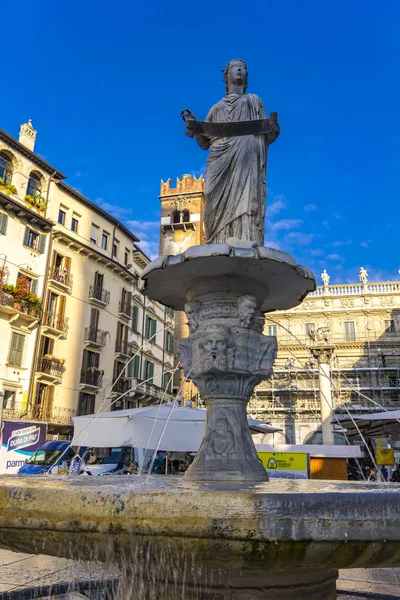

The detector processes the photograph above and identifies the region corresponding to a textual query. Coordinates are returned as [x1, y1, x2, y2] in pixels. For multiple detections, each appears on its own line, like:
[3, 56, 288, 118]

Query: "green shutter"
[133, 354, 140, 378]
[132, 305, 138, 331]
[148, 361, 154, 383]
[9, 332, 25, 366]
[30, 279, 38, 294]
[0, 213, 8, 235]
[150, 318, 157, 341]
[37, 235, 46, 254]
[23, 227, 30, 247]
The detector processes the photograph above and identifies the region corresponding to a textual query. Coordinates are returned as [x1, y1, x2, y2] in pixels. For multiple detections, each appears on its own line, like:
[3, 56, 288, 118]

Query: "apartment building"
[0, 121, 174, 436]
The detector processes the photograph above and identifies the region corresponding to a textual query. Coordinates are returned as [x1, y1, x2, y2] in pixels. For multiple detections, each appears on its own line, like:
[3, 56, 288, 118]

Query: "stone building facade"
[251, 279, 400, 444]
[0, 121, 174, 436]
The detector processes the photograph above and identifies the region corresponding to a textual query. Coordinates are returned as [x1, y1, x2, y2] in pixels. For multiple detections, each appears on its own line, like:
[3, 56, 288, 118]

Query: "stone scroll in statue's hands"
[182, 114, 280, 142]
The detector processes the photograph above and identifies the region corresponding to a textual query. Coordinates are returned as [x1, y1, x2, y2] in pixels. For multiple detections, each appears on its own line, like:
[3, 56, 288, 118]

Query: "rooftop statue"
[181, 59, 279, 246]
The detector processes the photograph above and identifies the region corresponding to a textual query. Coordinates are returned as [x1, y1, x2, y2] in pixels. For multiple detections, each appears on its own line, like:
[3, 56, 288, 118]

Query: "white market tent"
[72, 404, 282, 452]
[338, 410, 400, 438]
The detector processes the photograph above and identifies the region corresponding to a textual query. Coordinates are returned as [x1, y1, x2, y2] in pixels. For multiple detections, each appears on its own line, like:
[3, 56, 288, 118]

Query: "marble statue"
[359, 267, 368, 284]
[321, 269, 330, 286]
[181, 59, 280, 246]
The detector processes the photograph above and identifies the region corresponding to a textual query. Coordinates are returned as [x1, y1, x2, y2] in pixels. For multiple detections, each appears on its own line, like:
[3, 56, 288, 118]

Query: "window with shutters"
[268, 325, 277, 337]
[164, 330, 174, 354]
[58, 208, 66, 225]
[145, 316, 157, 342]
[144, 360, 154, 384]
[17, 272, 38, 294]
[0, 213, 8, 235]
[101, 233, 108, 250]
[132, 304, 139, 332]
[127, 354, 140, 379]
[344, 321, 356, 342]
[8, 332, 25, 366]
[24, 227, 46, 253]
[77, 393, 95, 416]
[71, 216, 79, 233]
[90, 224, 99, 245]
[162, 372, 173, 393]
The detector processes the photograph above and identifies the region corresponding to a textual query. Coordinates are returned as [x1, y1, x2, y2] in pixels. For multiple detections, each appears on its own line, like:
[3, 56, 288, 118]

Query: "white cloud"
[303, 203, 317, 212]
[310, 248, 323, 257]
[271, 219, 303, 232]
[330, 240, 352, 247]
[327, 253, 344, 262]
[360, 241, 370, 248]
[268, 196, 287, 216]
[265, 240, 281, 250]
[127, 220, 160, 232]
[96, 198, 133, 219]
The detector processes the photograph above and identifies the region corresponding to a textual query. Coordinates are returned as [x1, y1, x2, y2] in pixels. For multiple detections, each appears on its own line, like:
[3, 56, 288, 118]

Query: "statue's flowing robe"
[204, 93, 267, 244]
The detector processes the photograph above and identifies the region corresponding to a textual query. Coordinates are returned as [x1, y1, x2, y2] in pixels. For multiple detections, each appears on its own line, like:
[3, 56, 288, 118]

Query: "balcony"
[84, 326, 108, 349]
[48, 265, 73, 292]
[129, 377, 174, 404]
[80, 368, 103, 391]
[115, 339, 132, 359]
[112, 378, 131, 395]
[0, 291, 41, 324]
[2, 401, 76, 426]
[36, 356, 65, 384]
[42, 312, 69, 338]
[118, 299, 133, 320]
[88, 285, 110, 307]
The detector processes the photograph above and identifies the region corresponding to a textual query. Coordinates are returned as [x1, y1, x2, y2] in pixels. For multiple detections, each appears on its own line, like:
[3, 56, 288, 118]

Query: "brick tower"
[159, 174, 205, 401]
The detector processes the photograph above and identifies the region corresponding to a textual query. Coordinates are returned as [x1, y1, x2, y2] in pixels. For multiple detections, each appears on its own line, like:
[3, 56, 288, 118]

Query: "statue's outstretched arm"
[181, 108, 210, 151]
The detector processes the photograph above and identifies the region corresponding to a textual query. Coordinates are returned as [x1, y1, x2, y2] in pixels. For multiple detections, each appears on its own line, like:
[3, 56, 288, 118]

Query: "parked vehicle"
[81, 446, 136, 476]
[17, 441, 78, 475]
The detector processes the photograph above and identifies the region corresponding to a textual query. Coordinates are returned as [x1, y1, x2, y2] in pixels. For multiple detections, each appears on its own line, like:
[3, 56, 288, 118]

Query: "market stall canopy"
[72, 404, 282, 452]
[338, 410, 400, 437]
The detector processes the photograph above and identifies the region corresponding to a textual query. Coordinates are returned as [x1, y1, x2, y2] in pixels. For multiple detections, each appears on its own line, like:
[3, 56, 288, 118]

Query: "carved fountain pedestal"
[142, 243, 315, 482]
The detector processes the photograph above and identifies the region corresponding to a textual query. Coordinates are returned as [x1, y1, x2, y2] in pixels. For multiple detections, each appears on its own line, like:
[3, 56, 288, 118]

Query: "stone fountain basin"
[1, 476, 400, 572]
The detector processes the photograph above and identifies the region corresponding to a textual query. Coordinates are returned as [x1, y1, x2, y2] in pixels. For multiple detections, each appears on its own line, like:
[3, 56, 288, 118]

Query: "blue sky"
[1, 1, 398, 283]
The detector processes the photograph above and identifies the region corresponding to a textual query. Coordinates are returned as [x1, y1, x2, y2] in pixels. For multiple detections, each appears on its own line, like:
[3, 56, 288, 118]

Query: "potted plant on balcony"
[0, 178, 17, 196]
[24, 193, 46, 213]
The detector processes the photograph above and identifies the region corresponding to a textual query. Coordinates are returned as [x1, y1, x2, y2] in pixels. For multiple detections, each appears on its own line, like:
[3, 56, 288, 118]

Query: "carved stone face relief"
[238, 294, 258, 328]
[198, 330, 234, 372]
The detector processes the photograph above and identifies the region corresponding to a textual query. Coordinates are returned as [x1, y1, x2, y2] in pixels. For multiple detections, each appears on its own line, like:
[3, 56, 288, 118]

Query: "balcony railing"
[115, 339, 132, 357]
[80, 368, 103, 389]
[2, 401, 76, 425]
[48, 265, 73, 290]
[308, 282, 400, 297]
[42, 312, 69, 336]
[84, 326, 108, 347]
[37, 357, 65, 382]
[275, 331, 400, 347]
[118, 299, 133, 319]
[88, 285, 110, 305]
[112, 378, 131, 395]
[129, 377, 174, 403]
[0, 292, 41, 318]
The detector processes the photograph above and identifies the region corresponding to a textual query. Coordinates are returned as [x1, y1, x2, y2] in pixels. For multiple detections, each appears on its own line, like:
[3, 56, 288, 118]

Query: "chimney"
[19, 119, 37, 151]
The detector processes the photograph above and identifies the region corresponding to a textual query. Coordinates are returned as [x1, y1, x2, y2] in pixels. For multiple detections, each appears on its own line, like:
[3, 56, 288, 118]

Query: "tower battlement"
[160, 174, 205, 197]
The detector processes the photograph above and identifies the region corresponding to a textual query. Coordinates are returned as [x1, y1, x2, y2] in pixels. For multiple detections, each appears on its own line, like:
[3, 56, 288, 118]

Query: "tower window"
[182, 209, 190, 223]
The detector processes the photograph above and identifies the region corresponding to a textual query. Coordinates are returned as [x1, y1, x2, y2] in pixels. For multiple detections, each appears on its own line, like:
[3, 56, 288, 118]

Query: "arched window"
[26, 172, 42, 197]
[172, 210, 181, 224]
[182, 209, 190, 223]
[0, 151, 13, 185]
